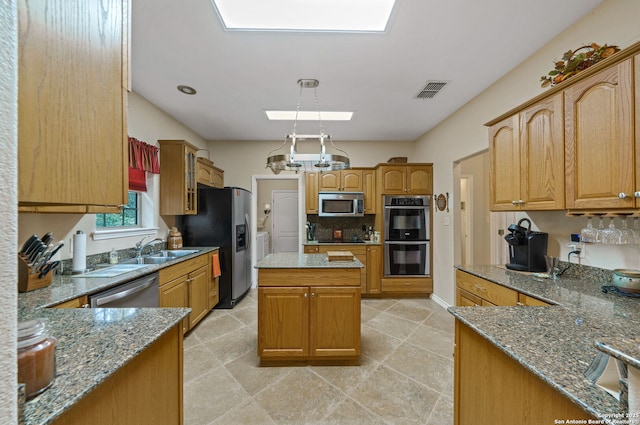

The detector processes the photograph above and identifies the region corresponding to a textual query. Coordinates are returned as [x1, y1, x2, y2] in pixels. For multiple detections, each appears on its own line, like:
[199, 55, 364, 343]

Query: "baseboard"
[430, 293, 451, 310]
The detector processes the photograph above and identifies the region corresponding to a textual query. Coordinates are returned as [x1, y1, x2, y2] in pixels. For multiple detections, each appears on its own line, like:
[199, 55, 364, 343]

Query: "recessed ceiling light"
[210, 0, 396, 32]
[177, 85, 197, 95]
[265, 111, 353, 121]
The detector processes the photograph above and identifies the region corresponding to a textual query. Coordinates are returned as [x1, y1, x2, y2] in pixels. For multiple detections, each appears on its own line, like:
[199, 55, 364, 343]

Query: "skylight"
[210, 0, 396, 32]
[265, 111, 353, 121]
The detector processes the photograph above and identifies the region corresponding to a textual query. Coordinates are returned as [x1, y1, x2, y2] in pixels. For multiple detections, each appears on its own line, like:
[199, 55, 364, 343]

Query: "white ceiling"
[131, 0, 602, 143]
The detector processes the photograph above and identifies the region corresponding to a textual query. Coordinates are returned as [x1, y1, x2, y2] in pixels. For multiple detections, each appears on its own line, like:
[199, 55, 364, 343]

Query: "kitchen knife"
[34, 242, 64, 272]
[32, 244, 54, 272]
[28, 242, 46, 265]
[38, 261, 59, 279]
[24, 238, 43, 257]
[41, 232, 54, 246]
[20, 235, 39, 255]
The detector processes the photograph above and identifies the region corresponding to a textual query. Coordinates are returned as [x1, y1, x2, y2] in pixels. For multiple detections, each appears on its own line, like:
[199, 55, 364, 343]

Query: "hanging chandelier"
[266, 79, 350, 174]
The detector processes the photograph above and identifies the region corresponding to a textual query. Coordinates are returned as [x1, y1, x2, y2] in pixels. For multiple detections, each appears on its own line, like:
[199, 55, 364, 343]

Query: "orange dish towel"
[212, 252, 221, 277]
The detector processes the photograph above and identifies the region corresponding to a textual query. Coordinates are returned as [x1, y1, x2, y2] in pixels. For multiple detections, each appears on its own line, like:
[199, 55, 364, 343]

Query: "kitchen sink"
[72, 263, 150, 278]
[149, 249, 200, 258]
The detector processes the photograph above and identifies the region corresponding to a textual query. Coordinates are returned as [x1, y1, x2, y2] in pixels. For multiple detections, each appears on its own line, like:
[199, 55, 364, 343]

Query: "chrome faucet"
[135, 236, 163, 258]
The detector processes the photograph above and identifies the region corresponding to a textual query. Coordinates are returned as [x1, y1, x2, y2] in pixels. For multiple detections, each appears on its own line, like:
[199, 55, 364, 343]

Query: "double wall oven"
[383, 195, 431, 277]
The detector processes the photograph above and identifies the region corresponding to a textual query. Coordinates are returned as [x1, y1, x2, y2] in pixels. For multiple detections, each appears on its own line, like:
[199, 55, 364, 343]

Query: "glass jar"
[18, 319, 57, 399]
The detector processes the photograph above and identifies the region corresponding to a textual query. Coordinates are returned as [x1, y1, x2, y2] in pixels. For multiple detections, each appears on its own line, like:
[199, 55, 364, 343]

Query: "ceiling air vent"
[416, 80, 449, 99]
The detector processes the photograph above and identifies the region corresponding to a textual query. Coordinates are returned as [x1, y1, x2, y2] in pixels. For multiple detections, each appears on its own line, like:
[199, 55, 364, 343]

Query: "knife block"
[18, 255, 53, 292]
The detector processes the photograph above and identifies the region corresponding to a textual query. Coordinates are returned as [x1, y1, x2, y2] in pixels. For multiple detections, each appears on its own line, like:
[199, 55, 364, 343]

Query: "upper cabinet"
[159, 140, 198, 215]
[305, 172, 320, 214]
[18, 0, 128, 208]
[377, 165, 433, 195]
[487, 42, 640, 212]
[362, 168, 376, 214]
[319, 170, 363, 191]
[564, 58, 635, 209]
[197, 158, 224, 188]
[489, 94, 564, 211]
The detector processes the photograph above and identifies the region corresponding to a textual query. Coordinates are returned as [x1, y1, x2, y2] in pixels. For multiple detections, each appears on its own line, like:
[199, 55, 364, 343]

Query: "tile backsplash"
[306, 215, 376, 242]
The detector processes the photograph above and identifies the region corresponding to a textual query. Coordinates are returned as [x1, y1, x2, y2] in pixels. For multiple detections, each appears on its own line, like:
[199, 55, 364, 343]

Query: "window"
[95, 192, 140, 228]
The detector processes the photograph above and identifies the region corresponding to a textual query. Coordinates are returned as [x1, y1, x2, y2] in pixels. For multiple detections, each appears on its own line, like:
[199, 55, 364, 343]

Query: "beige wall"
[458, 152, 491, 266]
[257, 179, 298, 233]
[413, 0, 640, 305]
[18, 92, 210, 260]
[0, 1, 17, 420]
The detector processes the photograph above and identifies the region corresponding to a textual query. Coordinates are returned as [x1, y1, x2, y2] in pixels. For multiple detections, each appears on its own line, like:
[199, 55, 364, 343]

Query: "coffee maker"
[504, 218, 548, 272]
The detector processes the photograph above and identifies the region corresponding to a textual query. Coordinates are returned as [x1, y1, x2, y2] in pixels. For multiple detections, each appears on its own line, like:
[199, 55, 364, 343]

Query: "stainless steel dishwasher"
[88, 272, 159, 308]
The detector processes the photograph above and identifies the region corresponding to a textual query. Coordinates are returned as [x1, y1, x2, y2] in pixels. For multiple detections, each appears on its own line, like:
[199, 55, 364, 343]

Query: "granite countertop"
[450, 264, 640, 421]
[18, 247, 217, 425]
[255, 252, 364, 269]
[19, 247, 217, 313]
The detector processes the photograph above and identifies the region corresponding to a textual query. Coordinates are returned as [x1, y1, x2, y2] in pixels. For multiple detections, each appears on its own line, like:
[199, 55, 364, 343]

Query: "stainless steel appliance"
[383, 195, 430, 277]
[177, 187, 252, 308]
[88, 272, 159, 307]
[318, 192, 365, 217]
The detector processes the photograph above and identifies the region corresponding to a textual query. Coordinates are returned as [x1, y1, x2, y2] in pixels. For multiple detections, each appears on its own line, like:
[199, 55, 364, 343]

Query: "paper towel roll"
[72, 230, 86, 272]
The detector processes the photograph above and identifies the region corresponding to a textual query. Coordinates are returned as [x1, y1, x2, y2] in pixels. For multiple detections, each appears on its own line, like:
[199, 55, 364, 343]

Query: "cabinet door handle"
[619, 192, 631, 199]
[511, 200, 519, 205]
[634, 191, 640, 198]
[516, 301, 524, 306]
[311, 293, 316, 297]
[473, 284, 486, 292]
[304, 293, 308, 298]
[518, 200, 525, 205]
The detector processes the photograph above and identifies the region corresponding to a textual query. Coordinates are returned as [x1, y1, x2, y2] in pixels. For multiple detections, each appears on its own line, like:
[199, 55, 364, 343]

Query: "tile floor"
[183, 289, 455, 425]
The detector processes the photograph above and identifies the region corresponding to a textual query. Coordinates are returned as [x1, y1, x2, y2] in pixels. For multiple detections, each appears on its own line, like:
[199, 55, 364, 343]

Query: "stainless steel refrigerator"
[177, 187, 252, 308]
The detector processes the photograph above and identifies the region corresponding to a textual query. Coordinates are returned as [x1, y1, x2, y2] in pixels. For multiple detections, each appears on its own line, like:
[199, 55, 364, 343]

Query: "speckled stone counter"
[255, 252, 364, 269]
[21, 308, 189, 425]
[449, 264, 640, 421]
[17, 248, 216, 425]
[19, 247, 217, 313]
[303, 240, 381, 246]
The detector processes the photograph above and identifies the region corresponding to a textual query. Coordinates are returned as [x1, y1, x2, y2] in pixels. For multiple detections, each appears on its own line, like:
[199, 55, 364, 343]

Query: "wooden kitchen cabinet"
[52, 296, 89, 309]
[18, 0, 128, 209]
[454, 320, 594, 425]
[377, 164, 433, 195]
[197, 158, 225, 188]
[258, 285, 361, 360]
[159, 253, 211, 333]
[564, 57, 635, 209]
[319, 169, 363, 191]
[257, 263, 361, 361]
[455, 270, 552, 307]
[489, 93, 564, 211]
[366, 244, 382, 294]
[304, 245, 319, 253]
[362, 168, 377, 214]
[159, 140, 198, 215]
[305, 172, 320, 214]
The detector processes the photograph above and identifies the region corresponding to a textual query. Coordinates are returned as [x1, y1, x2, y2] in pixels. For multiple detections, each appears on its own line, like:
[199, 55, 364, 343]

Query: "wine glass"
[618, 216, 636, 244]
[601, 217, 622, 244]
[580, 217, 597, 243]
[595, 216, 606, 243]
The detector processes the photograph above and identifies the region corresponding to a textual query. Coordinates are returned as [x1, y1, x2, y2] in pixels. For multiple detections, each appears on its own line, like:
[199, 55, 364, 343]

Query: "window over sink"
[95, 192, 140, 228]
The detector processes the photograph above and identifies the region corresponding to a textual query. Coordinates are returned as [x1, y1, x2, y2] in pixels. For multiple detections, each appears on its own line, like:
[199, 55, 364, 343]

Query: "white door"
[272, 190, 299, 253]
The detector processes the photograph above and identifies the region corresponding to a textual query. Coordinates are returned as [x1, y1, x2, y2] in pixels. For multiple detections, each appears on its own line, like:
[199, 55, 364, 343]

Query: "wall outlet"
[567, 242, 586, 259]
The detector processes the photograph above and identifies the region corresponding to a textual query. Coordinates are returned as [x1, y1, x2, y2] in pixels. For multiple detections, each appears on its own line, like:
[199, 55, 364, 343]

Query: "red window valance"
[128, 137, 160, 174]
[128, 137, 160, 192]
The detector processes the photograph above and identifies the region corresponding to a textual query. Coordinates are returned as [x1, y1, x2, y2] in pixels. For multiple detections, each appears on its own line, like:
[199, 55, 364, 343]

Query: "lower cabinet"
[380, 276, 433, 295]
[455, 270, 552, 307]
[159, 253, 211, 333]
[52, 325, 183, 425]
[454, 320, 593, 425]
[257, 285, 361, 360]
[52, 296, 88, 309]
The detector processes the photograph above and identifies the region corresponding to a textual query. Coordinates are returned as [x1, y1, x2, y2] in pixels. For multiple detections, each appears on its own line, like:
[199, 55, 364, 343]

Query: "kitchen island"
[450, 264, 640, 425]
[255, 252, 363, 363]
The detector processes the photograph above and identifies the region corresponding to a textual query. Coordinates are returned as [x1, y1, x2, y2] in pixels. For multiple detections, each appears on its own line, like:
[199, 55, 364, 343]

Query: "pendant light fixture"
[266, 79, 350, 174]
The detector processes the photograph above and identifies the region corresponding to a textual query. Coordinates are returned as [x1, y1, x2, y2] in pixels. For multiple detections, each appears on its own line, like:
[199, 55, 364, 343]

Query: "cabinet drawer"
[304, 245, 319, 253]
[381, 277, 432, 293]
[456, 288, 481, 307]
[317, 245, 367, 256]
[455, 270, 518, 306]
[52, 296, 88, 308]
[159, 253, 208, 284]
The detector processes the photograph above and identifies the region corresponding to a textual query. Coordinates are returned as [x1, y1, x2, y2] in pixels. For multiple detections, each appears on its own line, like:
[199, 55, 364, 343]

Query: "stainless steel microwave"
[318, 192, 365, 217]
